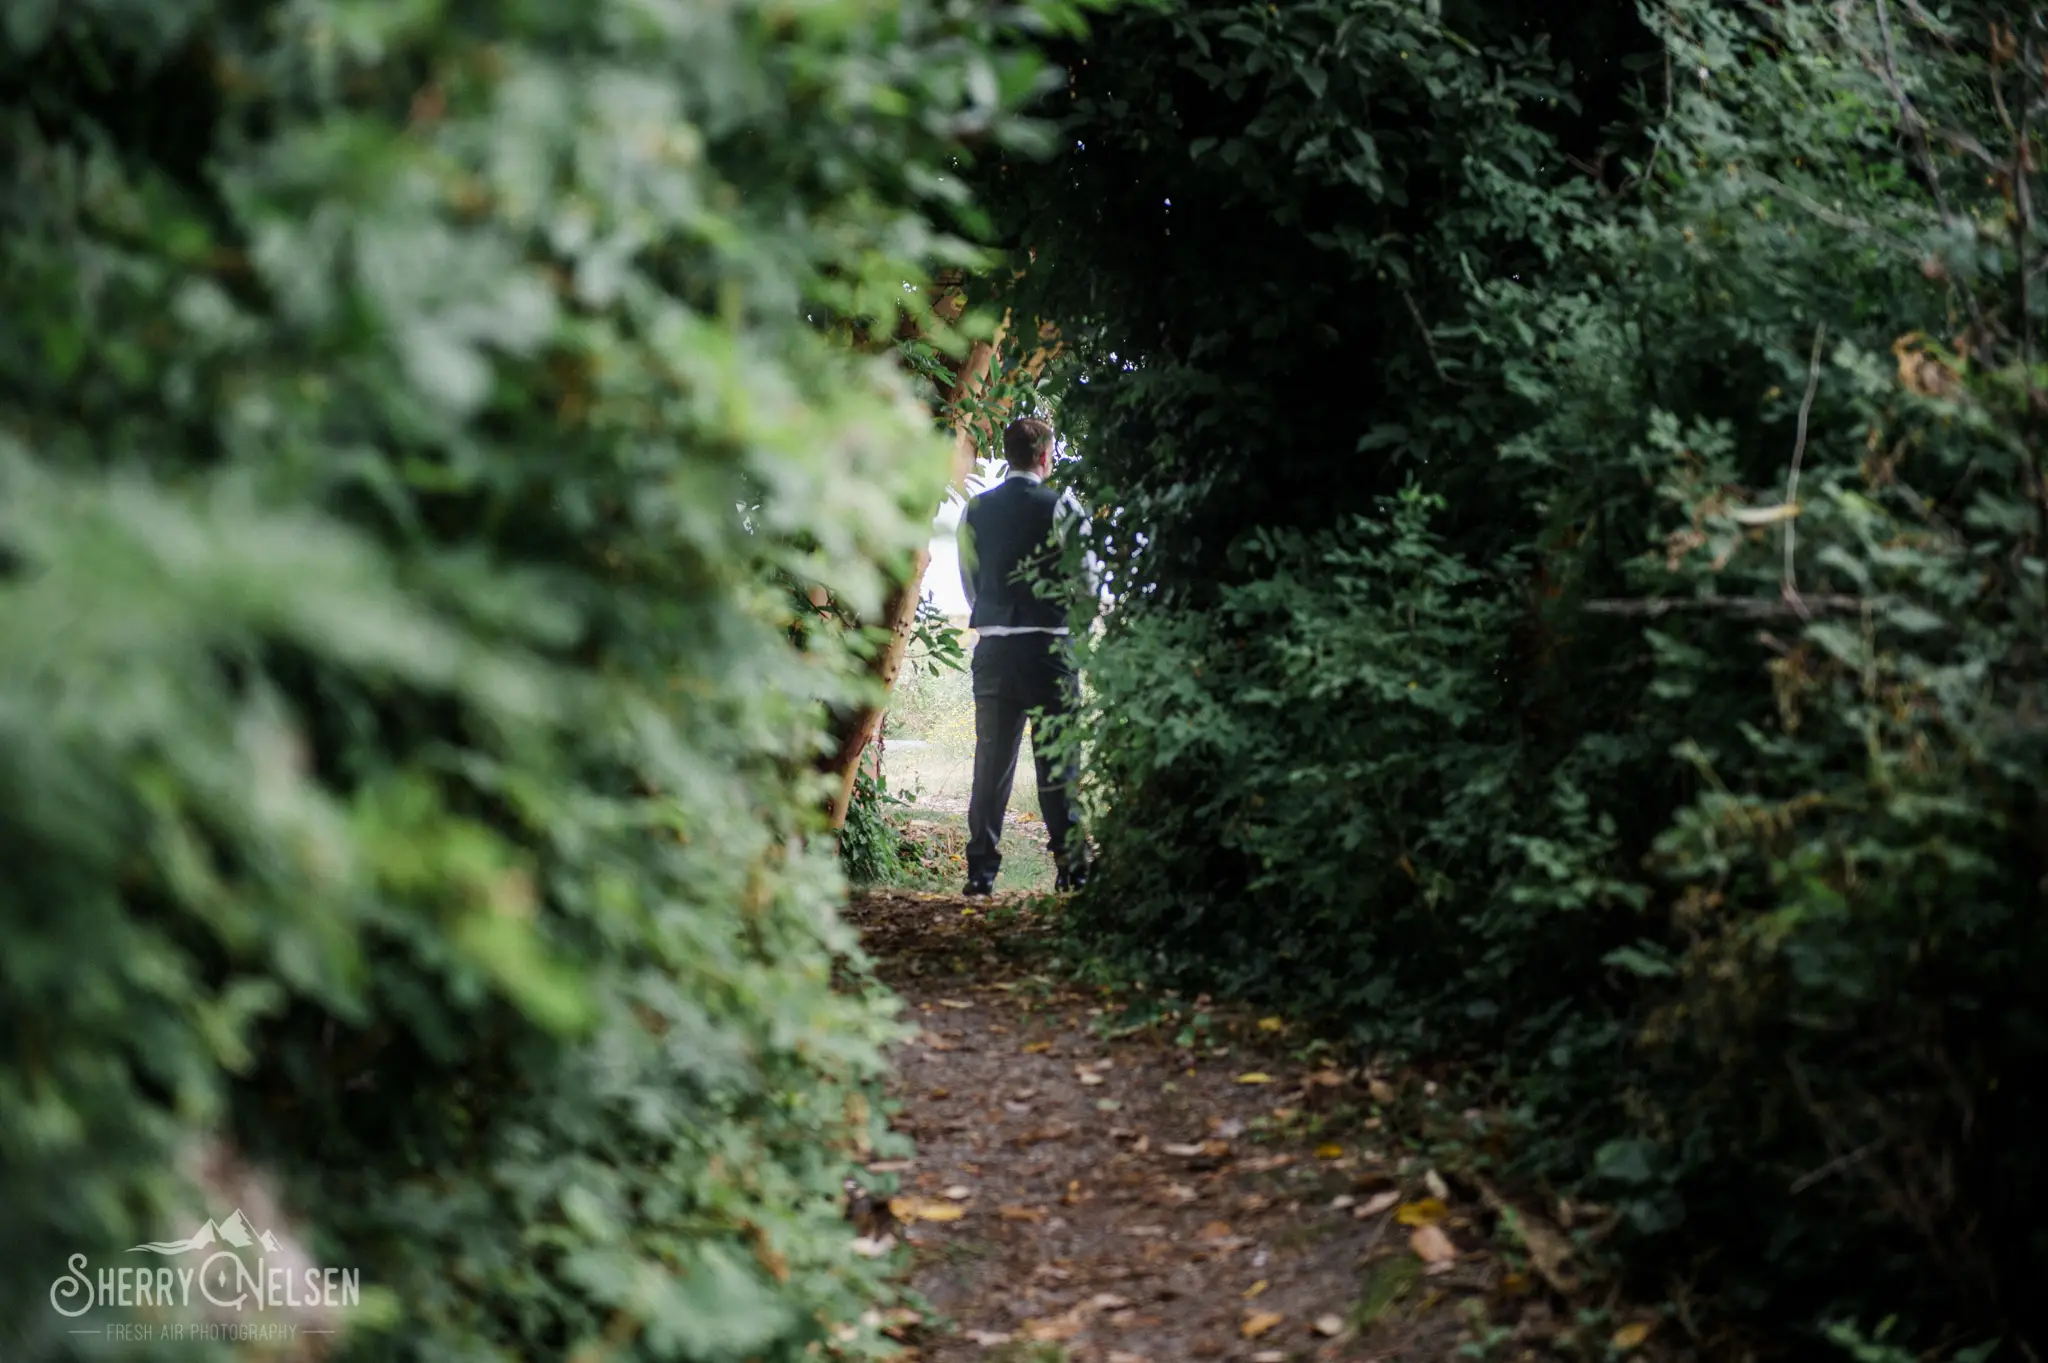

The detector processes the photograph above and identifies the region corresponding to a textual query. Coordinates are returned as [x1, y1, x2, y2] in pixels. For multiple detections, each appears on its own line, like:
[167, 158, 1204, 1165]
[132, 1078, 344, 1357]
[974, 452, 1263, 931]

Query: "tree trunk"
[824, 328, 1003, 829]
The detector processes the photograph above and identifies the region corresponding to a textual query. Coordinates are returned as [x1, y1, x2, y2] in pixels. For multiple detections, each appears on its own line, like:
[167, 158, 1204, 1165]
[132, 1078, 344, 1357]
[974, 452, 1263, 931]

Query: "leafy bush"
[986, 0, 2047, 1353]
[0, 1, 1084, 1359]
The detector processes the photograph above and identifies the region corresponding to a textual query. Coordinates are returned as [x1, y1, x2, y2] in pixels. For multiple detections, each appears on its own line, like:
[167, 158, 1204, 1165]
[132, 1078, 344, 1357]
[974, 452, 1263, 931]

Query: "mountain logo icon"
[128, 1210, 277, 1256]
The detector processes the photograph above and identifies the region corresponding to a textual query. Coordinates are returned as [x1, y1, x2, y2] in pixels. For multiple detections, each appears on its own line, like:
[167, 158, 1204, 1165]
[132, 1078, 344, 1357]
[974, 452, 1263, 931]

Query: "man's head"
[1002, 417, 1055, 476]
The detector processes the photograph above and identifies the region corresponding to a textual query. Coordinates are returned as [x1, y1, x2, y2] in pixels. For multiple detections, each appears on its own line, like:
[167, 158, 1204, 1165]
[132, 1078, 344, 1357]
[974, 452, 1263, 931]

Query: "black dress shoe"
[962, 877, 994, 897]
[1054, 865, 1088, 893]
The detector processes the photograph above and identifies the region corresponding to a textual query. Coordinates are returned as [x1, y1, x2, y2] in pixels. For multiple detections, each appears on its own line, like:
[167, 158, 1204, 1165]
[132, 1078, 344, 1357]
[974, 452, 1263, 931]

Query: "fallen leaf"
[1108, 1353, 1151, 1363]
[1315, 1143, 1345, 1160]
[1270, 1106, 1299, 1121]
[1355, 1189, 1402, 1219]
[944, 1185, 972, 1200]
[1252, 1353, 1284, 1363]
[1313, 1314, 1344, 1338]
[890, 1197, 966, 1223]
[1257, 1017, 1284, 1032]
[1089, 1293, 1131, 1311]
[965, 1330, 1013, 1347]
[865, 1160, 914, 1174]
[1612, 1322, 1656, 1352]
[1162, 1142, 1207, 1158]
[849, 1234, 896, 1258]
[998, 1204, 1046, 1223]
[1079, 1072, 1106, 1086]
[1240, 1311, 1284, 1340]
[1236, 1072, 1275, 1085]
[1395, 1198, 1448, 1227]
[1470, 1172, 1582, 1296]
[1243, 1279, 1269, 1299]
[938, 999, 972, 1010]
[1122, 1225, 1168, 1237]
[1197, 1220, 1234, 1241]
[1330, 1195, 1357, 1210]
[1023, 1041, 1053, 1054]
[1367, 1077, 1396, 1104]
[1423, 1168, 1450, 1201]
[1023, 1312, 1085, 1343]
[1410, 1222, 1458, 1271]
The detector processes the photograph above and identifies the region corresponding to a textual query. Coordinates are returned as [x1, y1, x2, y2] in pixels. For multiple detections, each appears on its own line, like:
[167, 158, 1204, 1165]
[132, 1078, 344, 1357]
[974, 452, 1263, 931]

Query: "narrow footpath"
[845, 890, 1646, 1363]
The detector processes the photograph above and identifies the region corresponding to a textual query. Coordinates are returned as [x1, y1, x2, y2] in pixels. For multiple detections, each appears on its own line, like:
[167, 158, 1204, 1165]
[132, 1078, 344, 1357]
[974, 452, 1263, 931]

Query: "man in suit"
[956, 416, 1092, 896]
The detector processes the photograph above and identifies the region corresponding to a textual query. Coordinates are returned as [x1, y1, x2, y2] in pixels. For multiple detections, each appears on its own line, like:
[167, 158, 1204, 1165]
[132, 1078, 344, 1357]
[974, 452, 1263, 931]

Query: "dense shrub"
[0, 1, 1082, 1359]
[984, 0, 2048, 1354]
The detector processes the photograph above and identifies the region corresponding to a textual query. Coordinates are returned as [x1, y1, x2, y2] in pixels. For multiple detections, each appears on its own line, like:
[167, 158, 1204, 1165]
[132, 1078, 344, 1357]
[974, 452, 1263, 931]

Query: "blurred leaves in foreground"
[0, 0, 1096, 1359]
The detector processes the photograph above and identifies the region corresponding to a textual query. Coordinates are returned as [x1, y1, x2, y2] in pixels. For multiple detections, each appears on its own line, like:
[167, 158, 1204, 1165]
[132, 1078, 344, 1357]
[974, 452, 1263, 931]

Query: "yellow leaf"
[1022, 1041, 1052, 1054]
[1236, 1072, 1274, 1085]
[1395, 1198, 1448, 1227]
[1612, 1322, 1655, 1352]
[1257, 1017, 1283, 1032]
[1240, 1311, 1284, 1339]
[889, 1197, 965, 1223]
[1242, 1279, 1269, 1299]
[1315, 1143, 1345, 1160]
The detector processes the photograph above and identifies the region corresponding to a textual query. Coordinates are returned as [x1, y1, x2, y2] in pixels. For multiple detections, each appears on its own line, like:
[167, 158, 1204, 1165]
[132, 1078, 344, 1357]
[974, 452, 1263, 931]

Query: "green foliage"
[841, 596, 964, 883]
[841, 767, 916, 888]
[0, 1, 1092, 1360]
[989, 0, 2048, 1354]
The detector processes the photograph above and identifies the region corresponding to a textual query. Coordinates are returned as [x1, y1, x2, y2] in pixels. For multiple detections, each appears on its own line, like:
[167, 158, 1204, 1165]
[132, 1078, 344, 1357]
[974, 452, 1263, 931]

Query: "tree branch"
[1400, 285, 1469, 388]
[1583, 593, 1876, 619]
[1783, 321, 1829, 614]
[2015, 32, 2045, 539]
[1869, 0, 1991, 344]
[1748, 172, 1921, 255]
[1872, 0, 1950, 219]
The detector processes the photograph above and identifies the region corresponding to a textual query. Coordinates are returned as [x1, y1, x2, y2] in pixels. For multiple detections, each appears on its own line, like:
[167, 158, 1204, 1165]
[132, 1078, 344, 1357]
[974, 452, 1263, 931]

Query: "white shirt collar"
[1005, 468, 1045, 484]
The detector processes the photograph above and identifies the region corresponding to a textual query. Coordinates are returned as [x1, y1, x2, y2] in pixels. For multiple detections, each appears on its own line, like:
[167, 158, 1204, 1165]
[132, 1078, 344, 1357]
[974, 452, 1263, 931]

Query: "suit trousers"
[964, 633, 1082, 884]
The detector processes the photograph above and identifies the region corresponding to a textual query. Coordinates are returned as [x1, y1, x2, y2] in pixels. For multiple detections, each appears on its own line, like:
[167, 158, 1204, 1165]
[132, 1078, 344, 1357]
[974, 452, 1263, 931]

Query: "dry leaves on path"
[844, 889, 1663, 1363]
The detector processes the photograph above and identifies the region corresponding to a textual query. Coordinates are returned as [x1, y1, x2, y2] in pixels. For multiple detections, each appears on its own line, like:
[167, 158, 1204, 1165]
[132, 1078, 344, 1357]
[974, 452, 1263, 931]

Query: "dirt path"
[845, 890, 1606, 1363]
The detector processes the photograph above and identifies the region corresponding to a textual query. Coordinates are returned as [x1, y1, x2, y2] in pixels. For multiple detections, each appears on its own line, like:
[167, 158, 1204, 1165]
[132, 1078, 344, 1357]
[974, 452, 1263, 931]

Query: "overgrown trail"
[847, 891, 1594, 1363]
